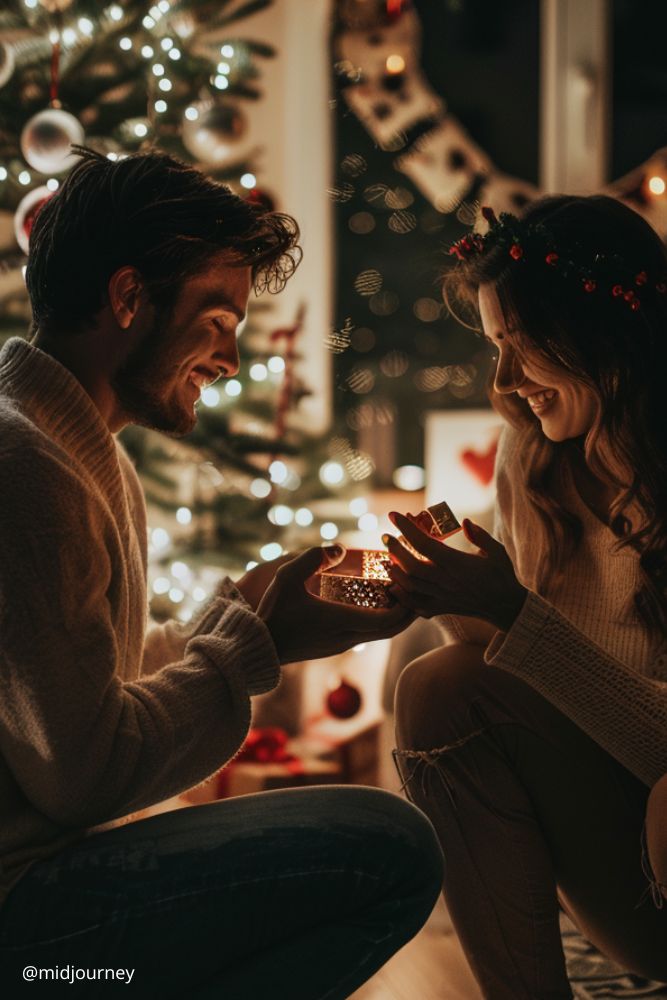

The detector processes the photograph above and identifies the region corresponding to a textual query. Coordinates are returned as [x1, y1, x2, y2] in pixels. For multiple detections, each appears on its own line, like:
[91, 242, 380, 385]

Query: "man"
[0, 148, 442, 997]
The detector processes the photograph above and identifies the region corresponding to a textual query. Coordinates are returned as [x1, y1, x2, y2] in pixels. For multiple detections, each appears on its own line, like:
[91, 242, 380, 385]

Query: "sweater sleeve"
[140, 577, 253, 678]
[0, 449, 280, 829]
[484, 591, 667, 788]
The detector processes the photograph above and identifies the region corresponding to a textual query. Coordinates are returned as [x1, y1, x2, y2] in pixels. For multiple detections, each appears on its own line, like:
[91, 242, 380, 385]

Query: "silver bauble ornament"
[0, 42, 15, 89]
[20, 108, 84, 175]
[14, 185, 53, 254]
[181, 101, 247, 164]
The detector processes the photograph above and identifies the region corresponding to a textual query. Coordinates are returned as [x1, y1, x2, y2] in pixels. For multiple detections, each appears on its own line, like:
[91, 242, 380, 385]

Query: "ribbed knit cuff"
[211, 575, 253, 611]
[484, 590, 555, 671]
[187, 602, 280, 696]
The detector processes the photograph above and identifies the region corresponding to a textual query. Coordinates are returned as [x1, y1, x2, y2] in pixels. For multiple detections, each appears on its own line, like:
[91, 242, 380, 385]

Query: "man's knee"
[646, 771, 667, 892]
[394, 642, 489, 751]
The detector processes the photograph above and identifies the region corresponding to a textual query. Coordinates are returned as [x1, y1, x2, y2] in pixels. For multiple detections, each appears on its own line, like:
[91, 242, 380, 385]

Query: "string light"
[107, 152, 119, 160]
[184, 106, 199, 121]
[320, 461, 344, 486]
[393, 465, 425, 491]
[358, 512, 378, 532]
[176, 507, 192, 525]
[225, 379, 242, 396]
[295, 508, 313, 526]
[245, 561, 258, 571]
[158, 0, 170, 11]
[158, 79, 172, 91]
[240, 173, 256, 189]
[221, 44, 234, 57]
[269, 505, 294, 526]
[649, 176, 666, 196]
[134, 123, 148, 137]
[18, 170, 31, 185]
[201, 387, 220, 406]
[152, 63, 165, 76]
[385, 54, 406, 74]
[154, 100, 167, 112]
[250, 478, 271, 498]
[217, 62, 231, 74]
[24, 0, 38, 7]
[141, 45, 154, 58]
[321, 522, 339, 540]
[0, 167, 7, 181]
[119, 37, 132, 50]
[168, 48, 181, 60]
[349, 497, 368, 516]
[168, 587, 184, 603]
[214, 75, 229, 90]
[78, 18, 94, 35]
[143, 16, 155, 29]
[170, 561, 189, 580]
[151, 527, 170, 549]
[46, 178, 59, 191]
[161, 38, 174, 51]
[109, 4, 123, 20]
[260, 542, 283, 561]
[62, 28, 77, 46]
[249, 363, 268, 381]
[152, 577, 170, 594]
[269, 461, 288, 484]
[267, 356, 285, 373]
[192, 586, 207, 602]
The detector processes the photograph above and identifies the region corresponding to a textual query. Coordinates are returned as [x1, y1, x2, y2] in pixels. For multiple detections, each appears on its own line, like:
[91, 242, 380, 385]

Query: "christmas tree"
[0, 0, 369, 626]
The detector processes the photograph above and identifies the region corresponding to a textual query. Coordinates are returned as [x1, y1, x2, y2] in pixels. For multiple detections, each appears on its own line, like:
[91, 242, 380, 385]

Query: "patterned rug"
[561, 913, 667, 998]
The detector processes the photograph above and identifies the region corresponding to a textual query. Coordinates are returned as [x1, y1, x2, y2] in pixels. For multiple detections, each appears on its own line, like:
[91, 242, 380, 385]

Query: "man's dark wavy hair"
[26, 145, 302, 337]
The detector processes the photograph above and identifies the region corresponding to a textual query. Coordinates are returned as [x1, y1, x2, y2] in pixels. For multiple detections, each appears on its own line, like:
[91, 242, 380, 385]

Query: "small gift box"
[319, 549, 393, 608]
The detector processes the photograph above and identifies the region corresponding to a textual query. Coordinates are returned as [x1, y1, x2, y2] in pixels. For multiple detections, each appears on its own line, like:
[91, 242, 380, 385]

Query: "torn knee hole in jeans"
[392, 726, 491, 811]
[637, 820, 667, 911]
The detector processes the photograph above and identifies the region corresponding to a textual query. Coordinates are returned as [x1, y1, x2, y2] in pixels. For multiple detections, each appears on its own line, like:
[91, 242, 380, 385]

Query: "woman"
[384, 194, 667, 998]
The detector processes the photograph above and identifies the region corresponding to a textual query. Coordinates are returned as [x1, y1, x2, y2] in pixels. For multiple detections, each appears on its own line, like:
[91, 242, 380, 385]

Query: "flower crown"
[447, 206, 667, 313]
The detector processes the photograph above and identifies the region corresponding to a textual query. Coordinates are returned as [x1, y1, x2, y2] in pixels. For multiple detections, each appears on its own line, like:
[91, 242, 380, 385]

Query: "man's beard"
[110, 319, 197, 438]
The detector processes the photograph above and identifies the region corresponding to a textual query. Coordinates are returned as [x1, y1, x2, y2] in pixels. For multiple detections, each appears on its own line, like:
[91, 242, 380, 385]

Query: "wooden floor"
[349, 900, 483, 1000]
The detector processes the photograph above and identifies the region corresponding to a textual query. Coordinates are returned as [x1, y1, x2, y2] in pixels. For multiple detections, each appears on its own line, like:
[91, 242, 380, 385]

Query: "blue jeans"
[0, 785, 443, 998]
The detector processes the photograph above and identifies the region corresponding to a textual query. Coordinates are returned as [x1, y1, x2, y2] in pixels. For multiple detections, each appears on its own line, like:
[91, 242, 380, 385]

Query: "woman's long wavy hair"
[443, 194, 667, 638]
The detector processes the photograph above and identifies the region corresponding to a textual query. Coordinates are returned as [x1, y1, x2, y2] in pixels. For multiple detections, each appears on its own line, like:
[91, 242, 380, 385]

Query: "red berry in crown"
[509, 243, 523, 260]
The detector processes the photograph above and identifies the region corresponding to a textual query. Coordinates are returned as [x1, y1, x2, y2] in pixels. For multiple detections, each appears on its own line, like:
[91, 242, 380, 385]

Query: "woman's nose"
[493, 348, 525, 395]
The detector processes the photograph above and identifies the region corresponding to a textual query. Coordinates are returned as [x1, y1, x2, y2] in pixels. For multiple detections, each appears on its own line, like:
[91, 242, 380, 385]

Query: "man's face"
[111, 257, 250, 437]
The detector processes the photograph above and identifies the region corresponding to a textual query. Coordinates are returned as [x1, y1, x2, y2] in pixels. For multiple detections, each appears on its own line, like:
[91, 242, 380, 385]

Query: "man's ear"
[107, 266, 147, 330]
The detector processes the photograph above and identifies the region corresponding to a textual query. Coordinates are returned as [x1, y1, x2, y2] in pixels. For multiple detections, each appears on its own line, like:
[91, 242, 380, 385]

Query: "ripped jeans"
[393, 643, 667, 1000]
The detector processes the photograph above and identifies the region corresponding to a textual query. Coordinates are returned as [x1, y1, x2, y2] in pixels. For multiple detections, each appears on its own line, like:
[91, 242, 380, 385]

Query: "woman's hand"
[383, 511, 528, 632]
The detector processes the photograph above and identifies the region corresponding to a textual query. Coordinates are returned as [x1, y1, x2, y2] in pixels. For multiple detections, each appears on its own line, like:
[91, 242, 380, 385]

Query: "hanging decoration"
[335, 0, 667, 237]
[14, 185, 52, 254]
[20, 107, 85, 175]
[326, 677, 363, 719]
[181, 100, 247, 165]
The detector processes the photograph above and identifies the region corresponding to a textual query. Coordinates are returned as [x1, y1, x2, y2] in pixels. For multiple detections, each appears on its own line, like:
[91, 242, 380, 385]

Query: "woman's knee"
[645, 771, 667, 895]
[394, 642, 489, 751]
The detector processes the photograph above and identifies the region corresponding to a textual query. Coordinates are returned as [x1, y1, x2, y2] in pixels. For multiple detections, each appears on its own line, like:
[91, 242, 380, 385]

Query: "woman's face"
[478, 283, 599, 442]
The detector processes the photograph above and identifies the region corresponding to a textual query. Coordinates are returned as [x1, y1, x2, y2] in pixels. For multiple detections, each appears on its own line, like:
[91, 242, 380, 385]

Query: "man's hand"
[256, 545, 414, 664]
[384, 511, 527, 632]
[235, 553, 295, 612]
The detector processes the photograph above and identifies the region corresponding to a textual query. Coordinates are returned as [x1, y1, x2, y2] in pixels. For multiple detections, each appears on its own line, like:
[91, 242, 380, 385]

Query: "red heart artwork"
[460, 437, 499, 485]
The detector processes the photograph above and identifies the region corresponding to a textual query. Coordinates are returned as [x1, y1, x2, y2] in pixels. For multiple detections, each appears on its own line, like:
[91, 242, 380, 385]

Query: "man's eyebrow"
[199, 295, 246, 321]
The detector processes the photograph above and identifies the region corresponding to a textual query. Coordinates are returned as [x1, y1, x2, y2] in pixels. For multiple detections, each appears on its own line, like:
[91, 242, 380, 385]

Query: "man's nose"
[493, 349, 525, 395]
[215, 340, 240, 379]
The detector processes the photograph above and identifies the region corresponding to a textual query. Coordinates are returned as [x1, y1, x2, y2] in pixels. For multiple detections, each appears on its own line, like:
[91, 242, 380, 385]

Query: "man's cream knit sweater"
[0, 336, 281, 911]
[442, 425, 667, 790]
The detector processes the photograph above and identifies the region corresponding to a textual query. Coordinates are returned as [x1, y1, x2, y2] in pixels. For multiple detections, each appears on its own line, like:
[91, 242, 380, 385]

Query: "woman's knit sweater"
[440, 424, 667, 789]
[0, 336, 281, 911]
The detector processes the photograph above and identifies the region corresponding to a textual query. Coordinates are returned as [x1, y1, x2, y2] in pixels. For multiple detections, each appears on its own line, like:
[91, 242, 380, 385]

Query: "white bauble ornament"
[20, 108, 84, 174]
[14, 185, 53, 254]
[181, 101, 247, 164]
[0, 42, 15, 89]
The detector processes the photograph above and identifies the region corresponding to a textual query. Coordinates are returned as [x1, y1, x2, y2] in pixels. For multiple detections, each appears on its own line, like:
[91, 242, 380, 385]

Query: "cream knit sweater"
[0, 337, 281, 911]
[440, 424, 667, 790]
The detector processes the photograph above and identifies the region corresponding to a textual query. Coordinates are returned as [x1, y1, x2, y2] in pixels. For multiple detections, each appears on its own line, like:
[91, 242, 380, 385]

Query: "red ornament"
[624, 290, 635, 302]
[583, 279, 596, 293]
[326, 678, 362, 720]
[509, 243, 523, 260]
[245, 186, 276, 213]
[635, 271, 648, 285]
[612, 284, 624, 297]
[545, 252, 559, 265]
[630, 300, 641, 311]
